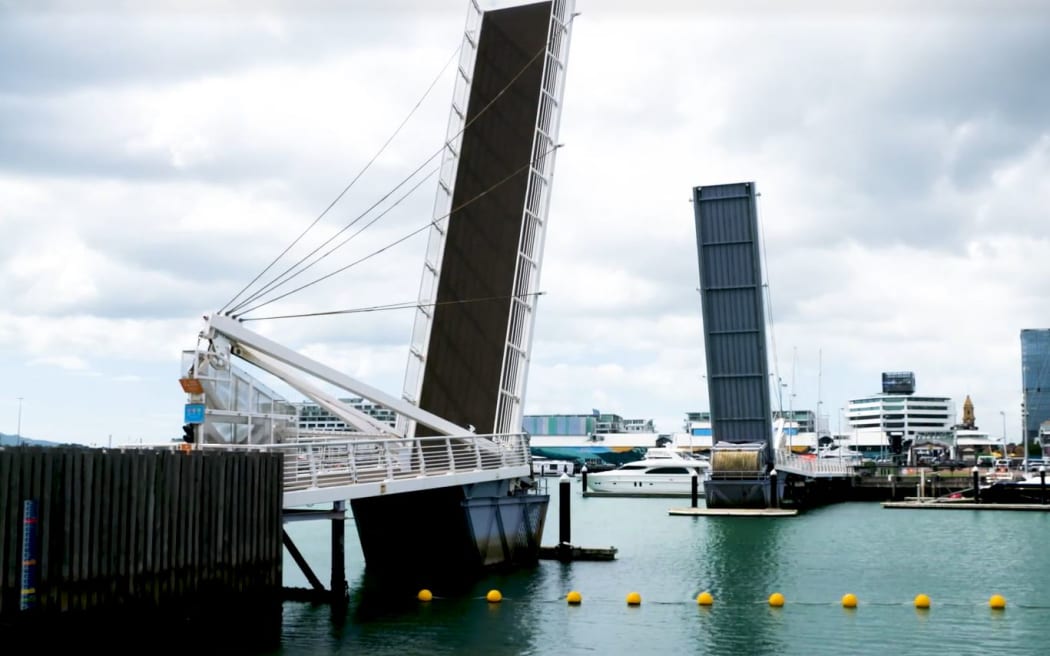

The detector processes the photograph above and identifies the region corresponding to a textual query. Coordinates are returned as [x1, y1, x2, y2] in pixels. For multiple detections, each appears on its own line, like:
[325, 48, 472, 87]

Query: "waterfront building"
[842, 372, 955, 457]
[773, 409, 816, 434]
[523, 411, 655, 437]
[1021, 329, 1050, 448]
[683, 411, 712, 436]
[526, 409, 822, 460]
[670, 412, 713, 452]
[523, 411, 665, 468]
[297, 398, 397, 431]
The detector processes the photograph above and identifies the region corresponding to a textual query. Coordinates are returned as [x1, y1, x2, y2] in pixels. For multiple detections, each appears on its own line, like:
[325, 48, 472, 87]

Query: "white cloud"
[28, 354, 90, 370]
[1, 0, 1048, 445]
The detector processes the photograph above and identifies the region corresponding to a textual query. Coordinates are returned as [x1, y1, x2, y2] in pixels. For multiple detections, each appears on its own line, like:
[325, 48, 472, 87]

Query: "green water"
[274, 482, 1050, 655]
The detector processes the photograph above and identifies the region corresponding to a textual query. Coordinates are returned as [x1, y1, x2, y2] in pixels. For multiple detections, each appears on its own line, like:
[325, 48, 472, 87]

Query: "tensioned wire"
[226, 40, 551, 317]
[240, 292, 545, 322]
[757, 191, 783, 413]
[232, 141, 561, 318]
[220, 42, 462, 315]
[230, 166, 439, 315]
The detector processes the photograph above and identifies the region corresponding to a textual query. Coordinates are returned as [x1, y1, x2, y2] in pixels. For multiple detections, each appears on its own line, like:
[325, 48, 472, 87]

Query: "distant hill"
[0, 432, 63, 447]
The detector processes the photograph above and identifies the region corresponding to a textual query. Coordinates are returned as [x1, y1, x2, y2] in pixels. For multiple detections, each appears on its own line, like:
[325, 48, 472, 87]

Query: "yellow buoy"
[417, 589, 433, 602]
[841, 593, 858, 608]
[914, 593, 931, 609]
[566, 590, 582, 605]
[768, 592, 785, 607]
[696, 591, 714, 606]
[626, 591, 642, 606]
[486, 589, 502, 603]
[989, 594, 1006, 610]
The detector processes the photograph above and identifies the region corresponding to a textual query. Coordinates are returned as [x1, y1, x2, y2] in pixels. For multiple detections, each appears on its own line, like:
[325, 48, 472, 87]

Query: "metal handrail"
[194, 432, 531, 492]
[775, 451, 856, 476]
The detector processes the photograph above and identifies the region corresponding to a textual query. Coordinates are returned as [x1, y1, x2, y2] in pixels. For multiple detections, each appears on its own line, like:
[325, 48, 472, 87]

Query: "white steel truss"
[401, 0, 482, 434]
[401, 0, 576, 438]
[204, 314, 468, 437]
[494, 0, 575, 435]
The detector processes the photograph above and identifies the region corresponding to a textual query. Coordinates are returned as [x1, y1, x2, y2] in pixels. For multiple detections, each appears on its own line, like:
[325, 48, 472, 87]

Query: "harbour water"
[271, 481, 1050, 655]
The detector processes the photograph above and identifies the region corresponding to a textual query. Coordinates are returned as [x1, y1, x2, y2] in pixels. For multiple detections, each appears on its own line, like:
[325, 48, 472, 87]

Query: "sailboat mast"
[817, 348, 823, 438]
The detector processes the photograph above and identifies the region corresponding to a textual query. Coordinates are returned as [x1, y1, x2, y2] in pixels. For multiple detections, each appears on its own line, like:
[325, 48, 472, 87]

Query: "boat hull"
[585, 474, 706, 498]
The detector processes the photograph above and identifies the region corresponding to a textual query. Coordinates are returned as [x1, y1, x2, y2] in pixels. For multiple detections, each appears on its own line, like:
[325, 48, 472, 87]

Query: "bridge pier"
[281, 505, 351, 603]
[331, 500, 348, 602]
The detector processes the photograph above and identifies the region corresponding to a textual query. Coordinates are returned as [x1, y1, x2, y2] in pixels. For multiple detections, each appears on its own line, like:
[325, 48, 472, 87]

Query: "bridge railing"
[196, 432, 532, 492]
[775, 451, 856, 476]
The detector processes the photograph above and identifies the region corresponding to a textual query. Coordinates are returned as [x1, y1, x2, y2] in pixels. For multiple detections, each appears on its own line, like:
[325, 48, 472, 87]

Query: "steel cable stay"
[226, 41, 550, 316]
[232, 142, 562, 318]
[757, 191, 783, 415]
[229, 166, 440, 316]
[225, 155, 441, 316]
[239, 291, 546, 322]
[220, 42, 462, 315]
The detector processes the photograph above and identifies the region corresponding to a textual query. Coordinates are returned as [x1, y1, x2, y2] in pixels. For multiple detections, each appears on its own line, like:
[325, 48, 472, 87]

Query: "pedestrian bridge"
[196, 433, 532, 507]
[774, 451, 856, 478]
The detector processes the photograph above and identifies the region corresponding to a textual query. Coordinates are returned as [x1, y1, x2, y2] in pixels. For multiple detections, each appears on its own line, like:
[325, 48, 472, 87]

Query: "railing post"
[308, 445, 318, 488]
[474, 436, 483, 470]
[417, 438, 426, 476]
[446, 438, 455, 472]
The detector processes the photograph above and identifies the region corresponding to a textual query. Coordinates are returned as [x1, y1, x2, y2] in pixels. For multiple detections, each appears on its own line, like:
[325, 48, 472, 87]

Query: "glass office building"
[1021, 329, 1050, 442]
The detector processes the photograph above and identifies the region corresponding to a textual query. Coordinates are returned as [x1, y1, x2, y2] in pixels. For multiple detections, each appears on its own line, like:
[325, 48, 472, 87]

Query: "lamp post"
[16, 397, 23, 447]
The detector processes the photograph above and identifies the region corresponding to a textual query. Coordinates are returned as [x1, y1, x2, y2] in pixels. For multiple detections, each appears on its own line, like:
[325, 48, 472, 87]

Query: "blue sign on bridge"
[184, 403, 206, 424]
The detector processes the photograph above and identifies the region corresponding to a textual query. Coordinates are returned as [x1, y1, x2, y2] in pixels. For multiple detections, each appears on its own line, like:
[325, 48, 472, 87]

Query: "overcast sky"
[2, 0, 1049, 446]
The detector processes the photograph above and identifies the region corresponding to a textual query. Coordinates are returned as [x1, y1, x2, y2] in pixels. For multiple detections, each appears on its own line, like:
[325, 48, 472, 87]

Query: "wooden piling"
[0, 445, 283, 645]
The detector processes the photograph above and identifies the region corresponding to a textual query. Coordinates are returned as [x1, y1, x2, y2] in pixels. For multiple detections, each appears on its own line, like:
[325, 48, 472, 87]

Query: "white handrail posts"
[307, 444, 318, 488]
[446, 438, 455, 473]
[384, 442, 394, 479]
[348, 443, 359, 483]
[474, 437, 483, 470]
[417, 438, 426, 476]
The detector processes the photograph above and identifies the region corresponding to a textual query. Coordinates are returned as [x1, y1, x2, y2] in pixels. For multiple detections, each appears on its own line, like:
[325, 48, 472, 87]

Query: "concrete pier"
[883, 501, 1050, 511]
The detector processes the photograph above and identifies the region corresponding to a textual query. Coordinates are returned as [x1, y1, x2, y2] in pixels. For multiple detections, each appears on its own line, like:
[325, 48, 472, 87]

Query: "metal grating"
[693, 181, 773, 461]
[495, 0, 575, 436]
[404, 0, 574, 439]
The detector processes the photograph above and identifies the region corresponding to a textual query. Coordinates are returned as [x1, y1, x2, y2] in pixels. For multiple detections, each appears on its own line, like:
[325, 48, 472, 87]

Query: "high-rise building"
[1021, 329, 1050, 444]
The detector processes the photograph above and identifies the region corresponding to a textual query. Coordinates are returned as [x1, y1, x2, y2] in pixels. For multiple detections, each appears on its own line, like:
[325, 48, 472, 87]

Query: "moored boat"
[531, 457, 576, 477]
[584, 448, 711, 497]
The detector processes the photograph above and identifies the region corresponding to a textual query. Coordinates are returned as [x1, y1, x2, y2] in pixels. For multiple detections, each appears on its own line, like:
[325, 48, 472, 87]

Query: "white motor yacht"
[584, 447, 711, 497]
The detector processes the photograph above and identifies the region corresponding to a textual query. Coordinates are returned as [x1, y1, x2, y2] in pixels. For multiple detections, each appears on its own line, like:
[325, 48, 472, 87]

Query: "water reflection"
[275, 490, 1050, 655]
[693, 516, 784, 655]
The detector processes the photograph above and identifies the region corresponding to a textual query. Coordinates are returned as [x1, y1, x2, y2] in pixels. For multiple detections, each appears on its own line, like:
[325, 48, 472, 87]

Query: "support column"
[332, 500, 348, 601]
[769, 469, 779, 508]
[559, 474, 571, 545]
